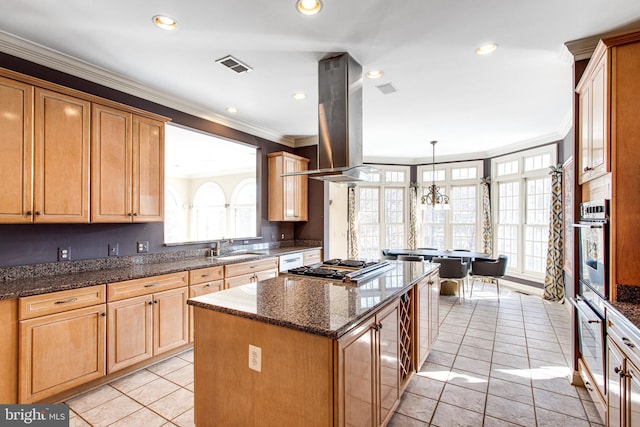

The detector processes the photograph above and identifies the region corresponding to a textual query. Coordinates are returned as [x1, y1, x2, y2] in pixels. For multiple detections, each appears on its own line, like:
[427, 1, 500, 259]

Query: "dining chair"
[397, 255, 424, 262]
[432, 257, 469, 302]
[469, 255, 508, 299]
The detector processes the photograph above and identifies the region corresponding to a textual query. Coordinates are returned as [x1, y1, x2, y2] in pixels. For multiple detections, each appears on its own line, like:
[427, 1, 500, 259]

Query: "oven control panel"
[580, 199, 608, 221]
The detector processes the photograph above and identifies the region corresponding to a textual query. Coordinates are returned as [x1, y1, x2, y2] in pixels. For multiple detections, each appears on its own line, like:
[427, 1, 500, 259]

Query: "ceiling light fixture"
[292, 92, 307, 100]
[475, 43, 498, 55]
[226, 107, 238, 113]
[152, 15, 177, 31]
[421, 140, 450, 210]
[366, 70, 384, 79]
[296, 0, 323, 15]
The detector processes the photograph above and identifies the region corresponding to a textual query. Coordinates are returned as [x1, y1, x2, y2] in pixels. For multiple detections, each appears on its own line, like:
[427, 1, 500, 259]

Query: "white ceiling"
[1, 0, 640, 163]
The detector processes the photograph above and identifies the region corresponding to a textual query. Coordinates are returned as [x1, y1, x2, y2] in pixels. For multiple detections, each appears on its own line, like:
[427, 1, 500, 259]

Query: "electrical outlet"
[108, 243, 119, 256]
[248, 344, 262, 372]
[281, 233, 285, 240]
[137, 241, 149, 253]
[58, 247, 71, 262]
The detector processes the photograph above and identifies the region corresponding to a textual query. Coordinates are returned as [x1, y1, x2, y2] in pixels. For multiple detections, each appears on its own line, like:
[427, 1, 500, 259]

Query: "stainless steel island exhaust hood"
[285, 53, 376, 183]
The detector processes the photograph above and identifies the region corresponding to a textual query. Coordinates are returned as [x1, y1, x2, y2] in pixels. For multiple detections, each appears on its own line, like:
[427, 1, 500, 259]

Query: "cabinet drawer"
[303, 250, 322, 265]
[224, 257, 278, 278]
[190, 280, 224, 297]
[107, 272, 188, 302]
[189, 266, 224, 285]
[19, 285, 106, 320]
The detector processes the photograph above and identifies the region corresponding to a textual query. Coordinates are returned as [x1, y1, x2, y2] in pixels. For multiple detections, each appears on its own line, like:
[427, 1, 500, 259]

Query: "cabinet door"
[189, 281, 223, 342]
[153, 287, 189, 355]
[589, 55, 607, 179]
[415, 278, 430, 369]
[0, 299, 18, 403]
[34, 88, 90, 223]
[378, 301, 400, 426]
[337, 317, 376, 427]
[0, 77, 33, 223]
[578, 85, 591, 185]
[19, 304, 106, 403]
[255, 268, 278, 282]
[627, 359, 640, 427]
[429, 274, 440, 348]
[91, 104, 133, 222]
[132, 116, 164, 222]
[107, 295, 153, 373]
[608, 340, 624, 427]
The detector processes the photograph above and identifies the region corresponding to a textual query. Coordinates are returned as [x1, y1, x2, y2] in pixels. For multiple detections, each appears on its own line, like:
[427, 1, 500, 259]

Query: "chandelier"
[421, 140, 450, 210]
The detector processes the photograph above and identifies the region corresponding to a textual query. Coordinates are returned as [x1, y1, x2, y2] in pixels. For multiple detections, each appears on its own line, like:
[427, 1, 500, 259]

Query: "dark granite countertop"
[188, 261, 438, 339]
[608, 301, 640, 332]
[0, 246, 321, 300]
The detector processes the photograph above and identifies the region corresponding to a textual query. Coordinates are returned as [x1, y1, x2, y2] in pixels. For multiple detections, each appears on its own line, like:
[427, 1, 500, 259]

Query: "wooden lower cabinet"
[107, 286, 188, 373]
[189, 281, 223, 342]
[336, 299, 400, 427]
[224, 257, 279, 289]
[414, 270, 439, 369]
[19, 304, 106, 403]
[0, 299, 18, 403]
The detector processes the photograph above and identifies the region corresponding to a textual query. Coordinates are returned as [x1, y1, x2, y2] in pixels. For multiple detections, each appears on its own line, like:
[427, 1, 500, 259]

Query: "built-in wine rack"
[399, 291, 412, 385]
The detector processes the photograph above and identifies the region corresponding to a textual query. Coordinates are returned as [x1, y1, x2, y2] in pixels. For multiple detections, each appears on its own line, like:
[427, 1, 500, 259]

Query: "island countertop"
[188, 260, 439, 339]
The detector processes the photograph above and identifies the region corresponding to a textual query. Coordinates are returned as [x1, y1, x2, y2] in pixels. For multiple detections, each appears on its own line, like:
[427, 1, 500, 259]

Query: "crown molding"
[0, 30, 294, 145]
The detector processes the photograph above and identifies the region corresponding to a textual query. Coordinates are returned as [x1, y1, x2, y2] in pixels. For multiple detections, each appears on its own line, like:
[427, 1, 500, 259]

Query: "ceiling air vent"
[215, 55, 253, 74]
[376, 83, 397, 94]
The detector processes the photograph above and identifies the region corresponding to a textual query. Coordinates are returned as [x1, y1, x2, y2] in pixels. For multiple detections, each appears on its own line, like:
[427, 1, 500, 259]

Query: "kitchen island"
[188, 261, 440, 427]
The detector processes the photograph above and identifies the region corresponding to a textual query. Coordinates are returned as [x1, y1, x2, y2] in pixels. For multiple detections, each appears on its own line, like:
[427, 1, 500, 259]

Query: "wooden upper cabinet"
[0, 77, 33, 223]
[34, 88, 90, 223]
[576, 44, 609, 184]
[92, 105, 164, 222]
[132, 116, 164, 221]
[268, 151, 309, 222]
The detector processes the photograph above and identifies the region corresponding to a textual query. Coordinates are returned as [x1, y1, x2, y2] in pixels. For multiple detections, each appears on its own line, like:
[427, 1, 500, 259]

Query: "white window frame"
[417, 160, 483, 251]
[355, 165, 410, 259]
[491, 145, 556, 281]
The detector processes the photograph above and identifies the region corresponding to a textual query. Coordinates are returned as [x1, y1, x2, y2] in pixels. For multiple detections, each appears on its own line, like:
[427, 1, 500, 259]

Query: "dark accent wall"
[0, 53, 324, 267]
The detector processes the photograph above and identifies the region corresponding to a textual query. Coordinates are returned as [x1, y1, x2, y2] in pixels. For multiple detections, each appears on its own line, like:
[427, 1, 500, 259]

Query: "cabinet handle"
[587, 319, 601, 324]
[128, 213, 133, 217]
[54, 297, 78, 305]
[205, 284, 211, 288]
[26, 211, 33, 215]
[201, 274, 211, 278]
[154, 300, 158, 304]
[622, 337, 636, 348]
[101, 312, 106, 317]
[148, 301, 153, 305]
[583, 166, 593, 172]
[133, 213, 138, 216]
[35, 211, 42, 215]
[144, 283, 159, 288]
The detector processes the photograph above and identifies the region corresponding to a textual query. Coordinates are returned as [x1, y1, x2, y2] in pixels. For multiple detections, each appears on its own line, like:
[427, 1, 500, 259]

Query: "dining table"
[384, 248, 492, 260]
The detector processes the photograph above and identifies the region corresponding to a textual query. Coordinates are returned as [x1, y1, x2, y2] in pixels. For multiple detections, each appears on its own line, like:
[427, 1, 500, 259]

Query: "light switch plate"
[249, 344, 262, 372]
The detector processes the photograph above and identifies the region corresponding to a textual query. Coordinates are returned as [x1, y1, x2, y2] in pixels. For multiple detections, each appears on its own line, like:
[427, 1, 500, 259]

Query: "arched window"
[192, 182, 226, 241]
[231, 179, 257, 238]
[164, 186, 187, 244]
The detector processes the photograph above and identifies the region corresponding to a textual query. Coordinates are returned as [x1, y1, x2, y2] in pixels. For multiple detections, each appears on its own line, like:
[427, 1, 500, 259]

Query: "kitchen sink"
[210, 253, 263, 261]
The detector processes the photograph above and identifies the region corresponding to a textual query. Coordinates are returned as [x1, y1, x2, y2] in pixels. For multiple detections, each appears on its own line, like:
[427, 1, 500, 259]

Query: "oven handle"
[569, 297, 603, 324]
[572, 223, 604, 229]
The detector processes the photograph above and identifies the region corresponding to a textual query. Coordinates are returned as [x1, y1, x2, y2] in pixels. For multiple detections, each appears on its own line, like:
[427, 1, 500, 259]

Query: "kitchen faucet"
[211, 239, 233, 257]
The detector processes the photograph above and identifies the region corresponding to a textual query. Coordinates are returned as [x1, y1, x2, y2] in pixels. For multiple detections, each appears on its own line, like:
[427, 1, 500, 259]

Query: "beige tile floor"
[66, 280, 603, 427]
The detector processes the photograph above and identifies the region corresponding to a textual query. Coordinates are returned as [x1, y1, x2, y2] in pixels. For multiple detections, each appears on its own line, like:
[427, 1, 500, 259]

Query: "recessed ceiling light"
[366, 70, 384, 79]
[152, 15, 177, 31]
[296, 0, 322, 15]
[226, 107, 238, 113]
[292, 92, 307, 100]
[475, 43, 498, 55]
